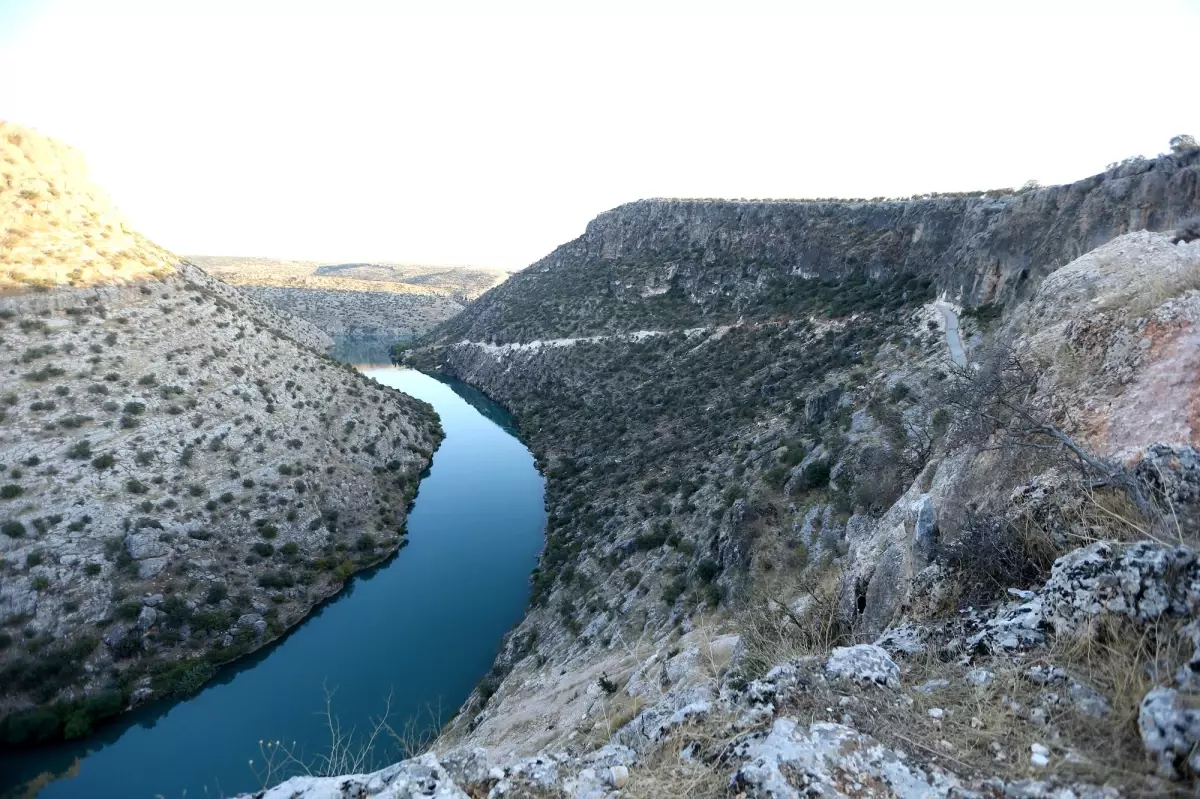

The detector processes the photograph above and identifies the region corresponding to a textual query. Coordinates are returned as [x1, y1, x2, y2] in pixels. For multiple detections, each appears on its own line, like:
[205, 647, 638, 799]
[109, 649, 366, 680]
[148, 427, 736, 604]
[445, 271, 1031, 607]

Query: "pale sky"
[1, 0, 1197, 269]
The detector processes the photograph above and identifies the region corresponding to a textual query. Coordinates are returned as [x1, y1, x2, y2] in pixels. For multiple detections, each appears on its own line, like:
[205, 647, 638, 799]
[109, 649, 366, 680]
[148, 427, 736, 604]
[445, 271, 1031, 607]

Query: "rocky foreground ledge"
[241, 535, 1200, 798]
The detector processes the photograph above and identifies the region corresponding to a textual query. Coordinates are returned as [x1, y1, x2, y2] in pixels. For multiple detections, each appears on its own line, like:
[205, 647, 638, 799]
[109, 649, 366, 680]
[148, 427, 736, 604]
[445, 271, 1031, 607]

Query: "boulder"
[1041, 541, 1200, 633]
[440, 747, 490, 786]
[1139, 687, 1200, 779]
[727, 719, 961, 798]
[252, 752, 467, 799]
[824, 644, 900, 688]
[237, 613, 264, 629]
[0, 578, 38, 624]
[125, 532, 170, 560]
[965, 668, 995, 687]
[137, 557, 169, 579]
[136, 605, 158, 631]
[1135, 444, 1200, 533]
[970, 541, 1200, 654]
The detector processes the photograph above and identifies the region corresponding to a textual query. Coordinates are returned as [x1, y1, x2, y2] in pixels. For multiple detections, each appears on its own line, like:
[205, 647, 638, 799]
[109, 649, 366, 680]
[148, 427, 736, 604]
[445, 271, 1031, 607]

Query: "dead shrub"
[735, 572, 849, 683]
[1171, 216, 1200, 245]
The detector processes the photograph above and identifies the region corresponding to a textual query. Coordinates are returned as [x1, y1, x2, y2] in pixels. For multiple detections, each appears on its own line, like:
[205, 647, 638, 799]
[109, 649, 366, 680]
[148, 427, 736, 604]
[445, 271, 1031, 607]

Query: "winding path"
[934, 301, 967, 367]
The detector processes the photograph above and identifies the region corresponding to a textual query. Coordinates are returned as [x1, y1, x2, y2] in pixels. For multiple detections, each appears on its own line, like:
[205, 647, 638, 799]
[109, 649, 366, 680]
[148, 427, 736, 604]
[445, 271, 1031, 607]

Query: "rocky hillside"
[1, 125, 175, 290]
[430, 150, 1200, 346]
[383, 149, 1200, 796]
[0, 123, 443, 748]
[192, 256, 508, 362]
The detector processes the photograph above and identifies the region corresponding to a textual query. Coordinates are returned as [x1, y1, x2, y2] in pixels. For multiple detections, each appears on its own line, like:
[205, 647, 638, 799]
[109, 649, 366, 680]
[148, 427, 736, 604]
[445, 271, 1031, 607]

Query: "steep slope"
[0, 123, 443, 747]
[193, 256, 508, 362]
[395, 150, 1200, 794]
[1, 126, 175, 290]
[431, 149, 1199, 345]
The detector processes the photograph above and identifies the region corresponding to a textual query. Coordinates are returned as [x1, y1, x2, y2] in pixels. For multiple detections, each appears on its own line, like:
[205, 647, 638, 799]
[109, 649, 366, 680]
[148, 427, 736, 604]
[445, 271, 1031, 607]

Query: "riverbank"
[0, 369, 545, 799]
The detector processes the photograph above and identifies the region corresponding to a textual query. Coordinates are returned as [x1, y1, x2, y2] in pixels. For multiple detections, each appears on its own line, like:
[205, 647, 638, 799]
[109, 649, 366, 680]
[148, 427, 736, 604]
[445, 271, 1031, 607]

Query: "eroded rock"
[1139, 687, 1200, 779]
[253, 752, 467, 799]
[824, 644, 900, 688]
[727, 719, 961, 798]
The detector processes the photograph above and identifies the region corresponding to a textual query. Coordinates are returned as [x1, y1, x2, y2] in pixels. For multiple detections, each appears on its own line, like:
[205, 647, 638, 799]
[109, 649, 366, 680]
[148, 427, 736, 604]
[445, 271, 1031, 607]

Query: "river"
[0, 368, 545, 799]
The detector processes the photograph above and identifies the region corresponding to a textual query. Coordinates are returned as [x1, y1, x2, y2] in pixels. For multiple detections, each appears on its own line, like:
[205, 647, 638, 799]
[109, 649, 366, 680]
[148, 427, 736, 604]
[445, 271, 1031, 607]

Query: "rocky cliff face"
[396, 151, 1200, 795]
[434, 150, 1200, 345]
[0, 124, 442, 747]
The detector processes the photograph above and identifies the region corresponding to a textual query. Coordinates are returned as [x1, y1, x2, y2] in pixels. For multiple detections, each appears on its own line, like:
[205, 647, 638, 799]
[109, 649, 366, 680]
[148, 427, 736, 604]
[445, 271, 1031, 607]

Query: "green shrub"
[192, 609, 229, 632]
[3, 520, 26, 538]
[205, 583, 228, 605]
[111, 636, 143, 659]
[160, 595, 191, 627]
[84, 690, 126, 720]
[91, 453, 116, 469]
[634, 529, 668, 551]
[116, 600, 141, 621]
[797, 460, 831, 491]
[258, 571, 295, 589]
[662, 575, 688, 605]
[1, 708, 60, 744]
[0, 484, 23, 499]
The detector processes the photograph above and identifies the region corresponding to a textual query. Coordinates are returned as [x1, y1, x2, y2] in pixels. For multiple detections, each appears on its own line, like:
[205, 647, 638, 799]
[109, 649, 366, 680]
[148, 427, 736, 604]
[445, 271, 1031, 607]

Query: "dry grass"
[586, 692, 648, 748]
[845, 617, 1195, 797]
[0, 121, 176, 291]
[1123, 258, 1200, 319]
[946, 477, 1172, 607]
[620, 718, 744, 799]
[735, 567, 848, 684]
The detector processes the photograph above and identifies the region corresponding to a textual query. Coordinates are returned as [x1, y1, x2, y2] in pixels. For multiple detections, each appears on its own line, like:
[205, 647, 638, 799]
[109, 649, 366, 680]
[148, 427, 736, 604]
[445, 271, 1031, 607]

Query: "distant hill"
[191, 256, 509, 361]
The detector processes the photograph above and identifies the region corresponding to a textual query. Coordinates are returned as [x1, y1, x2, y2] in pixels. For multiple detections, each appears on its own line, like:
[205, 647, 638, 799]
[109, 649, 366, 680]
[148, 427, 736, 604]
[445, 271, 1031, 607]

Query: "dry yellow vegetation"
[0, 122, 176, 291]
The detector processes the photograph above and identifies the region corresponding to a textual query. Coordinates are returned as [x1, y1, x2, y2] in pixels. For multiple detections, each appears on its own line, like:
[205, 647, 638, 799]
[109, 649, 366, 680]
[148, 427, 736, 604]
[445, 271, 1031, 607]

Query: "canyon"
[5, 117, 1200, 798]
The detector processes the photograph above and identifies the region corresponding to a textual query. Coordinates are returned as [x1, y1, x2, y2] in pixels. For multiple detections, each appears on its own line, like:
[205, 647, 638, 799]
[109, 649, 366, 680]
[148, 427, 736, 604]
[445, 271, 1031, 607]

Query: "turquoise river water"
[0, 368, 546, 799]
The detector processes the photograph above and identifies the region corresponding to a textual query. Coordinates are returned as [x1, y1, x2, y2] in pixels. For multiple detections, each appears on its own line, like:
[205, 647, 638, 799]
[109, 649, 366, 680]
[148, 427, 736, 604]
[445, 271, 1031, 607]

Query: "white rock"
[728, 719, 961, 798]
[1139, 686, 1200, 779]
[964, 668, 995, 687]
[1030, 742, 1050, 768]
[135, 605, 157, 630]
[917, 679, 950, 695]
[239, 753, 469, 798]
[824, 644, 900, 688]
